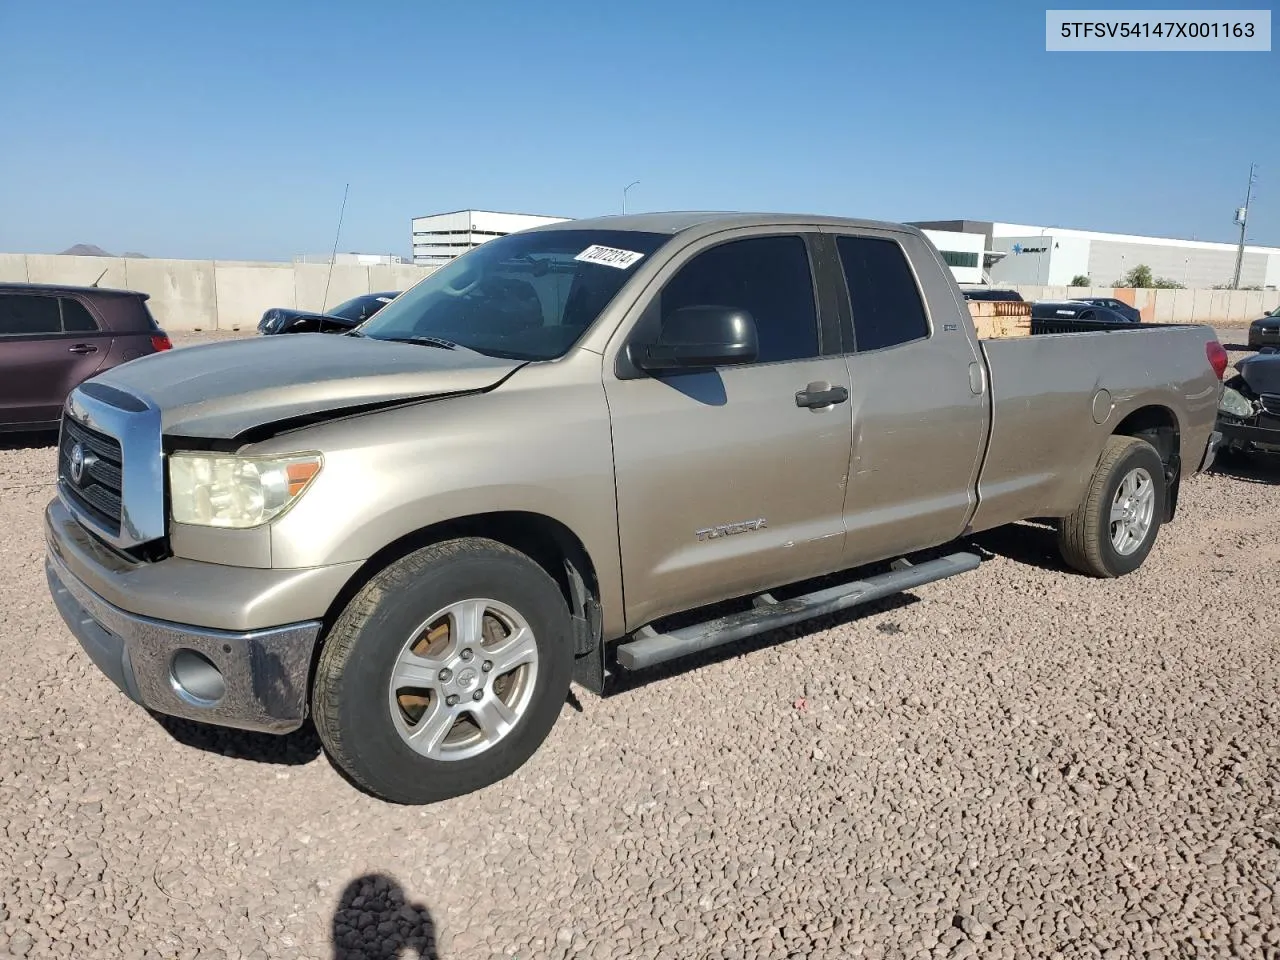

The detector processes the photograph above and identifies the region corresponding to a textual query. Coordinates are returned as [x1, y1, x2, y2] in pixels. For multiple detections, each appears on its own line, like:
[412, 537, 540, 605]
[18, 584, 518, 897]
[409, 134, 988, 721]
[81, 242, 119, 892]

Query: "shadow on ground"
[965, 520, 1068, 574]
[330, 872, 439, 959]
[1211, 453, 1280, 486]
[607, 591, 920, 695]
[153, 713, 323, 765]
[608, 527, 1078, 694]
[0, 429, 58, 451]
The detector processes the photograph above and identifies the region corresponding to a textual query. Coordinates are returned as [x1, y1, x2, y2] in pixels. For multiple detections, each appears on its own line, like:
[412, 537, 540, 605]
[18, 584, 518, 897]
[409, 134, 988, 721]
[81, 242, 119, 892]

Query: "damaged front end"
[1216, 347, 1280, 457]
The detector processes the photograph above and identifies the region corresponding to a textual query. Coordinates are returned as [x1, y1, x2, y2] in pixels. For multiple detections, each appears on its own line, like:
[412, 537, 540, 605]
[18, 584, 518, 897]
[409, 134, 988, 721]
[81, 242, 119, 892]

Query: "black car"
[1064, 296, 1142, 323]
[257, 291, 401, 335]
[1030, 300, 1136, 324]
[1217, 347, 1280, 459]
[1247, 306, 1280, 349]
[961, 288, 1024, 302]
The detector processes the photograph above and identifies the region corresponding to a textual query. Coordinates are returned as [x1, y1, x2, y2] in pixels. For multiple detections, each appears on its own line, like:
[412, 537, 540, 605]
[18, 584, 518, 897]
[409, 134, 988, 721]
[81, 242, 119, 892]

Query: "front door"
[604, 232, 853, 630]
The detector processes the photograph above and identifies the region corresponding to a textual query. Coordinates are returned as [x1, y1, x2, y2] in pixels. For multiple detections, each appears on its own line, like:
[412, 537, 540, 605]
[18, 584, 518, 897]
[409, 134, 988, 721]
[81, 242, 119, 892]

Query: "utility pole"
[622, 180, 640, 214]
[1231, 163, 1257, 289]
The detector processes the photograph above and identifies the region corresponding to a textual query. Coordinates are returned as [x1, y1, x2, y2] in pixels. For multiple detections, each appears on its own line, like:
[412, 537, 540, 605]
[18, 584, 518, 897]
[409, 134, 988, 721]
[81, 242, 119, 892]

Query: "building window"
[939, 250, 979, 269]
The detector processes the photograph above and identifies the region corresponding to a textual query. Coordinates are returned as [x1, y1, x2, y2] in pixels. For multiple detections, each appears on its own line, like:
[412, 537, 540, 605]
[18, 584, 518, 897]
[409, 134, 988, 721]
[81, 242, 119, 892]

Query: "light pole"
[622, 180, 640, 214]
[1231, 162, 1257, 289]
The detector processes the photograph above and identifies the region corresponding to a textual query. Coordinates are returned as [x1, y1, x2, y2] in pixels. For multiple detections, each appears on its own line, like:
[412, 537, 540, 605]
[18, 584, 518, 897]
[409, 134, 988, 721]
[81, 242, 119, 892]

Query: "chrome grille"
[1260, 394, 1280, 417]
[59, 416, 124, 534]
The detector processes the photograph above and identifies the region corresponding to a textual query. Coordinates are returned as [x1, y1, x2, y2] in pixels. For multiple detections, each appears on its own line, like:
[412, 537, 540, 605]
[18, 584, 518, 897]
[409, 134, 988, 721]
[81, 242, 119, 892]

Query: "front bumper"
[1248, 328, 1280, 348]
[46, 549, 321, 733]
[1217, 416, 1280, 454]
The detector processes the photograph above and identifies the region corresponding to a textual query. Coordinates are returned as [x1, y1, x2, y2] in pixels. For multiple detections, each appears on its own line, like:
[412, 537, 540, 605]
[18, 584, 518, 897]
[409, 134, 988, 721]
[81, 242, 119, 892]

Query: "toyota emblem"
[69, 443, 86, 484]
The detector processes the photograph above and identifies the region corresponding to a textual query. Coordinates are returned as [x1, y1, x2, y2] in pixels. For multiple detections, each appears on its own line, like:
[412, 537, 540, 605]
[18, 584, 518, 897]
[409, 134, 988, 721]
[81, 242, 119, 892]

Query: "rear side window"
[835, 236, 931, 352]
[60, 298, 100, 332]
[0, 295, 62, 335]
[660, 235, 819, 364]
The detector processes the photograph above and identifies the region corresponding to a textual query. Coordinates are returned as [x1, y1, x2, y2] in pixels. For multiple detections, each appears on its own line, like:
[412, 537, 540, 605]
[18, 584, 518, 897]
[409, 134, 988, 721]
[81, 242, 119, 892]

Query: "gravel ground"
[1, 328, 1276, 960]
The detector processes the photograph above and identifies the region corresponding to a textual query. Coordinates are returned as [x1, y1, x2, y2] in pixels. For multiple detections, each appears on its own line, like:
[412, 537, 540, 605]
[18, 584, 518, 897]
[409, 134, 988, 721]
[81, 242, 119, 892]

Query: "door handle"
[968, 361, 985, 395]
[67, 344, 98, 355]
[795, 382, 849, 409]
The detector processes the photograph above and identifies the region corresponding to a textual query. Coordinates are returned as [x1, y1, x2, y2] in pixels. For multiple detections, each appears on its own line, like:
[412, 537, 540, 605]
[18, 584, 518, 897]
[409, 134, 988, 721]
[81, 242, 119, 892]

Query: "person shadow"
[331, 873, 439, 959]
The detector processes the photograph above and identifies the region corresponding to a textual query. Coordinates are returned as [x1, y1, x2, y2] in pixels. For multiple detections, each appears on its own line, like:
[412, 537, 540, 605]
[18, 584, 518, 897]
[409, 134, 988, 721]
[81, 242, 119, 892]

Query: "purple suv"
[0, 283, 172, 432]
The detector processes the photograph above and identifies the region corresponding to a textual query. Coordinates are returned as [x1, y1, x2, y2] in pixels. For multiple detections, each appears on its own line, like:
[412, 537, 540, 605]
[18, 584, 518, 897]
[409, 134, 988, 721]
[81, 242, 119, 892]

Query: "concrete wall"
[0, 253, 437, 331]
[999, 285, 1279, 326]
[2, 252, 1274, 331]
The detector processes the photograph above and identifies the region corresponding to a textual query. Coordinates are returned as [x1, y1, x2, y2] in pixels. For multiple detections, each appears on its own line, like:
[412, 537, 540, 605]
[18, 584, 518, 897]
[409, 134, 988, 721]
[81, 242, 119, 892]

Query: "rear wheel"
[1058, 435, 1166, 577]
[312, 537, 574, 804]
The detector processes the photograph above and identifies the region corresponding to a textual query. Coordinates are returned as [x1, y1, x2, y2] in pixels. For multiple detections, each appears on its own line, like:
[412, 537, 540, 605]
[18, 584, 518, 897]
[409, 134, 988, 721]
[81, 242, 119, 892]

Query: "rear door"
[605, 231, 853, 629]
[0, 293, 111, 427]
[820, 229, 990, 567]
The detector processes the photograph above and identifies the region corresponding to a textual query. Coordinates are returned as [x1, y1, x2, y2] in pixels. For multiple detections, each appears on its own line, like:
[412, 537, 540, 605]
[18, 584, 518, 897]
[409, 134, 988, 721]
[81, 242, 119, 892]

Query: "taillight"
[1206, 340, 1227, 380]
[151, 333, 172, 352]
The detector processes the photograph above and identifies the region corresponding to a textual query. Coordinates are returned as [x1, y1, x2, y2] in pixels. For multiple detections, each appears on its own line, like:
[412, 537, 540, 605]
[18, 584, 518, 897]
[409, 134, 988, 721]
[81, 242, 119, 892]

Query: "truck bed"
[968, 322, 1221, 533]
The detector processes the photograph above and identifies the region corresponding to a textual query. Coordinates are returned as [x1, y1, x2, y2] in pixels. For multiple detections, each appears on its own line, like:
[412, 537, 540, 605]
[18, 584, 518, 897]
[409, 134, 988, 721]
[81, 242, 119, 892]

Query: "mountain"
[58, 244, 149, 258]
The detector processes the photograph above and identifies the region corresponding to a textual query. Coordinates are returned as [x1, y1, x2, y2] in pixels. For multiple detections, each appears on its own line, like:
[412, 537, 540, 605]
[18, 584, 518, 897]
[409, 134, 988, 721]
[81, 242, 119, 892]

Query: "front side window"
[835, 235, 931, 352]
[359, 229, 670, 361]
[0, 294, 62, 336]
[657, 235, 819, 364]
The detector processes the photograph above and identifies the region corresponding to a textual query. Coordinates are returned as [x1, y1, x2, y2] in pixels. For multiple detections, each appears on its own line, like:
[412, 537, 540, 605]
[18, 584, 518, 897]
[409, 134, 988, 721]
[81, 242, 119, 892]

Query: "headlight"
[1218, 386, 1257, 419]
[168, 453, 322, 528]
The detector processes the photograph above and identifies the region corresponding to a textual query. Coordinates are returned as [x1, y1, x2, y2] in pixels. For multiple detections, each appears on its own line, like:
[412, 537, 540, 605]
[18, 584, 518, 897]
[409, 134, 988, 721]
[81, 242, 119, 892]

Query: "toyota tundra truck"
[44, 213, 1227, 804]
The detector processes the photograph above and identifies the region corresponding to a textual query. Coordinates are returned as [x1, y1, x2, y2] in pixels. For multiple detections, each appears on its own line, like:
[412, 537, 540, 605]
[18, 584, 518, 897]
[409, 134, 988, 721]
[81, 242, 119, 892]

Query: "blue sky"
[1, 0, 1275, 260]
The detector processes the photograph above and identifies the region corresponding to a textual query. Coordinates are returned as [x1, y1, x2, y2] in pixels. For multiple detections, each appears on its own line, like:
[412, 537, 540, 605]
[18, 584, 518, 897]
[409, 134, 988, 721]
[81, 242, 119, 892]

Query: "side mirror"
[632, 305, 759, 371]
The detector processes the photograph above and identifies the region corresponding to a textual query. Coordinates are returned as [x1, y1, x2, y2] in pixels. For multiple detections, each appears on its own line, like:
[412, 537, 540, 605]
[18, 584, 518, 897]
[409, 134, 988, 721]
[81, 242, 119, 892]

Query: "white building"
[294, 252, 405, 266]
[911, 219, 1280, 289]
[411, 209, 570, 266]
[919, 229, 986, 284]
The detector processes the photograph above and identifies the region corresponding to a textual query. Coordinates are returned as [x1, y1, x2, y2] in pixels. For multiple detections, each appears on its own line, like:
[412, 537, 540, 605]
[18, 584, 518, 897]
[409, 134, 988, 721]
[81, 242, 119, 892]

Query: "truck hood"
[1237, 351, 1280, 397]
[91, 333, 525, 440]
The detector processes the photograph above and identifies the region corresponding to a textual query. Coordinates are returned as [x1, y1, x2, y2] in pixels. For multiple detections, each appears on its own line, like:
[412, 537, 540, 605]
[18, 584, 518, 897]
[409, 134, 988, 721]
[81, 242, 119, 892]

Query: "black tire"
[312, 537, 573, 804]
[1057, 435, 1166, 578]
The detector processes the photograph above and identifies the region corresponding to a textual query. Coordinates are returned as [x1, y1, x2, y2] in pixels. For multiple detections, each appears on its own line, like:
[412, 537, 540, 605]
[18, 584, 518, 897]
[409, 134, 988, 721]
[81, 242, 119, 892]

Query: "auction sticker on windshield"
[574, 245, 646, 269]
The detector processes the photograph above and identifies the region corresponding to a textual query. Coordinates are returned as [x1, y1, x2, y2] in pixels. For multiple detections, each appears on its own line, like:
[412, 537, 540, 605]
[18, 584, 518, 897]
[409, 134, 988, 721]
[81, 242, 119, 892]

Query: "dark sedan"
[1216, 347, 1280, 458]
[1247, 306, 1280, 349]
[257, 291, 400, 335]
[1, 282, 172, 432]
[1064, 296, 1142, 323]
[1030, 300, 1137, 324]
[961, 288, 1025, 302]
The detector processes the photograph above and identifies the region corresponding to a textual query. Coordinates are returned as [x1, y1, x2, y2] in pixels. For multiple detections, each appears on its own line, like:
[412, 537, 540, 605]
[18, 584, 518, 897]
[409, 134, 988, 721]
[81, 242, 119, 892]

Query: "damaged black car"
[257, 291, 401, 335]
[1217, 347, 1280, 458]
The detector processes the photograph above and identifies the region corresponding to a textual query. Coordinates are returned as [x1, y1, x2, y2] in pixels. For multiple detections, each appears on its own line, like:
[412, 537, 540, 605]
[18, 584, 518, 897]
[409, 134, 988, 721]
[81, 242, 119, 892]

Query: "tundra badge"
[695, 518, 768, 541]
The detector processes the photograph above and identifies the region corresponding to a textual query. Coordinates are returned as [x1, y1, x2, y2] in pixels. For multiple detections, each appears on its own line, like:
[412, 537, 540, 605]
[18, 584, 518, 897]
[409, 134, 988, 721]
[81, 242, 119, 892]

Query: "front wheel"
[312, 538, 574, 804]
[1057, 435, 1166, 578]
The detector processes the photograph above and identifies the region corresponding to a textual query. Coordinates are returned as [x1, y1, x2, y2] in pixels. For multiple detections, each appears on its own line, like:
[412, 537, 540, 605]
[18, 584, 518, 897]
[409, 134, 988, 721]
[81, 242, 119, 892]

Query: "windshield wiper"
[372, 335, 459, 350]
[404, 335, 457, 350]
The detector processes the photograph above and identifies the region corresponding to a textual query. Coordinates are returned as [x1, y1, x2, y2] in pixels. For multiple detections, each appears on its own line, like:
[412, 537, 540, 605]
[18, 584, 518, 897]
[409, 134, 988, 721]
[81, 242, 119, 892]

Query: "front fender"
[257, 354, 627, 637]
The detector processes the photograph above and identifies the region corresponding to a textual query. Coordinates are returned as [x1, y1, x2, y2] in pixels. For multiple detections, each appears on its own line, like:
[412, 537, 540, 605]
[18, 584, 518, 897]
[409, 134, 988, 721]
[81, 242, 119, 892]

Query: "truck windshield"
[357, 229, 670, 360]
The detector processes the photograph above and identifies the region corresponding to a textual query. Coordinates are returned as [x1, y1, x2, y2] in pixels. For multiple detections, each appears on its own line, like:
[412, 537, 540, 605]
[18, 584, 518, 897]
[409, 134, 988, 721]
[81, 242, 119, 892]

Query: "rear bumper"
[1198, 429, 1223, 472]
[46, 548, 321, 733]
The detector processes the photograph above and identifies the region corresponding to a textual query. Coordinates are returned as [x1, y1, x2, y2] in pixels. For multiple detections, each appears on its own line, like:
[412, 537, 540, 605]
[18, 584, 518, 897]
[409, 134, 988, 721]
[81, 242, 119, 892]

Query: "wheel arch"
[1111, 403, 1181, 522]
[315, 511, 608, 695]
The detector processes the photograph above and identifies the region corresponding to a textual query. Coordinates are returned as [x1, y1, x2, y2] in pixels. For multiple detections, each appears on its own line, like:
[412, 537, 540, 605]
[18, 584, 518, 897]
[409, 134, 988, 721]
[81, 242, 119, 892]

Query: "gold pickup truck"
[45, 212, 1226, 804]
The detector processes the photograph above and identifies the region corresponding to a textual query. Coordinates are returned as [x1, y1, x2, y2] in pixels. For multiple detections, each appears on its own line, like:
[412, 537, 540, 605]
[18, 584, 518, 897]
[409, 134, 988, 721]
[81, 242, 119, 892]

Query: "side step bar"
[615, 551, 981, 672]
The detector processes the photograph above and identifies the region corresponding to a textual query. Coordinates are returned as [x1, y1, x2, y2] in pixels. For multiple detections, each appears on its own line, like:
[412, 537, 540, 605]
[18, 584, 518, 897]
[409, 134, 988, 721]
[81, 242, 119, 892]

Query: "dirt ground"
[0, 328, 1276, 959]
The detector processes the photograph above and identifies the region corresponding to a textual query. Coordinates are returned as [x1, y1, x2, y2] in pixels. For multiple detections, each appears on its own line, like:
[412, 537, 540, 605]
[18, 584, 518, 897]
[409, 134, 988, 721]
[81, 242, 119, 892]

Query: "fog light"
[170, 649, 226, 705]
